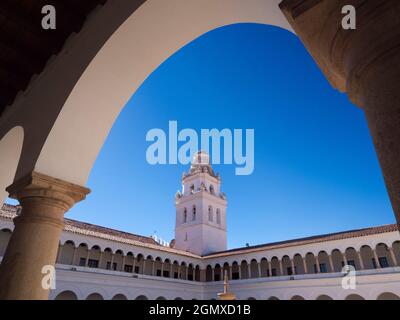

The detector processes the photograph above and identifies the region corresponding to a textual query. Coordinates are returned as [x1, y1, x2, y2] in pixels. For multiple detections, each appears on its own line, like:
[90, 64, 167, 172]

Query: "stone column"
[268, 261, 272, 277]
[257, 263, 262, 278]
[0, 172, 89, 300]
[357, 251, 365, 270]
[291, 259, 295, 275]
[71, 246, 77, 265]
[280, 0, 400, 229]
[279, 260, 283, 276]
[303, 258, 308, 274]
[389, 247, 399, 266]
[98, 251, 103, 269]
[85, 249, 90, 267]
[315, 256, 321, 273]
[373, 251, 381, 269]
[328, 255, 334, 273]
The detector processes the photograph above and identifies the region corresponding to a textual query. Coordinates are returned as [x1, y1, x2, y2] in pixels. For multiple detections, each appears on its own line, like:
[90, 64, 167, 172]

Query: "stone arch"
[268, 296, 280, 300]
[305, 252, 317, 274]
[293, 254, 305, 275]
[214, 264, 222, 281]
[331, 249, 344, 272]
[0, 126, 24, 206]
[206, 265, 213, 282]
[27, 0, 292, 188]
[231, 261, 240, 280]
[144, 255, 154, 275]
[54, 290, 78, 300]
[154, 257, 163, 277]
[270, 256, 280, 276]
[344, 247, 361, 270]
[135, 295, 148, 300]
[86, 293, 104, 300]
[360, 245, 375, 270]
[175, 297, 184, 300]
[156, 296, 167, 300]
[281, 255, 292, 276]
[377, 292, 400, 300]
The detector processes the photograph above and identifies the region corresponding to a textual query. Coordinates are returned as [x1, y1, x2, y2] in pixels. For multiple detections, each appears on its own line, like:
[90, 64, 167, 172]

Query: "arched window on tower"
[192, 205, 196, 221]
[208, 206, 213, 222]
[183, 208, 187, 223]
[210, 185, 215, 195]
[190, 185, 195, 194]
[216, 209, 221, 224]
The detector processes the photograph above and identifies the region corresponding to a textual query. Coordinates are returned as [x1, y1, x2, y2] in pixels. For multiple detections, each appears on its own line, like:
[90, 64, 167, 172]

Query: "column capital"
[280, 0, 400, 110]
[7, 171, 90, 213]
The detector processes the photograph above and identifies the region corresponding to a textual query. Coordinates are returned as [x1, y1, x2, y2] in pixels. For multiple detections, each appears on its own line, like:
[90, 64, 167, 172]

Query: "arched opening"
[377, 292, 400, 300]
[345, 294, 364, 300]
[250, 259, 259, 278]
[360, 245, 375, 270]
[316, 295, 333, 301]
[102, 248, 113, 270]
[135, 254, 144, 274]
[375, 243, 395, 268]
[75, 243, 89, 267]
[331, 249, 344, 272]
[293, 254, 305, 275]
[231, 262, 240, 280]
[154, 257, 163, 277]
[281, 255, 292, 276]
[240, 261, 249, 279]
[260, 258, 269, 277]
[208, 206, 213, 222]
[175, 297, 184, 300]
[163, 259, 172, 278]
[247, 297, 256, 300]
[305, 253, 317, 274]
[223, 263, 230, 280]
[270, 257, 280, 277]
[317, 251, 330, 273]
[172, 261, 180, 279]
[214, 264, 222, 281]
[345, 247, 361, 270]
[268, 296, 280, 300]
[55, 290, 78, 300]
[392, 241, 400, 266]
[112, 294, 128, 300]
[114, 250, 124, 272]
[156, 296, 167, 300]
[124, 252, 134, 273]
[87, 245, 101, 268]
[195, 265, 201, 281]
[86, 293, 104, 300]
[144, 255, 154, 275]
[135, 295, 148, 300]
[187, 264, 194, 281]
[291, 295, 305, 300]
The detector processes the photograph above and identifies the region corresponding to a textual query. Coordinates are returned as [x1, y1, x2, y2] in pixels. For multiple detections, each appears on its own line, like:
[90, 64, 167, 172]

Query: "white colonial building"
[1, 152, 400, 300]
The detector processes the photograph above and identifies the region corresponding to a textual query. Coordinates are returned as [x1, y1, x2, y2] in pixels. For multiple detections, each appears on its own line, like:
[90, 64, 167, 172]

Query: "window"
[163, 270, 170, 277]
[88, 259, 98, 268]
[134, 266, 140, 274]
[319, 263, 327, 273]
[287, 267, 293, 275]
[216, 209, 221, 224]
[174, 272, 179, 279]
[208, 206, 213, 221]
[210, 185, 215, 194]
[188, 274, 193, 281]
[112, 262, 117, 271]
[190, 185, 195, 193]
[184, 233, 188, 241]
[106, 261, 111, 270]
[192, 206, 196, 221]
[124, 265, 133, 273]
[271, 268, 277, 277]
[79, 258, 86, 267]
[183, 208, 187, 223]
[156, 269, 162, 277]
[379, 257, 389, 268]
[347, 260, 356, 269]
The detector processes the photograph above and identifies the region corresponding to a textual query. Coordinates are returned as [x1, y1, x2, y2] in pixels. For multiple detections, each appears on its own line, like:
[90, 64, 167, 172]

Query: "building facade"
[1, 153, 400, 300]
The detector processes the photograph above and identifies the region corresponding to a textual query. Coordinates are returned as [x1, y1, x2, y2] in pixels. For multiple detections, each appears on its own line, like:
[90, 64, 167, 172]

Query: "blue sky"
[60, 23, 394, 249]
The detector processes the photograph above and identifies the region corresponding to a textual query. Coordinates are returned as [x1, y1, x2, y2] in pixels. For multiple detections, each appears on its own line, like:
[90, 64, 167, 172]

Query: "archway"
[135, 295, 148, 300]
[55, 290, 78, 300]
[86, 293, 104, 300]
[316, 295, 333, 301]
[377, 292, 400, 300]
[291, 295, 305, 300]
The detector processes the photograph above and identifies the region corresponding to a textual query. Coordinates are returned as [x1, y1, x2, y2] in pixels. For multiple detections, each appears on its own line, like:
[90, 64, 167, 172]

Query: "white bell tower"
[174, 151, 227, 256]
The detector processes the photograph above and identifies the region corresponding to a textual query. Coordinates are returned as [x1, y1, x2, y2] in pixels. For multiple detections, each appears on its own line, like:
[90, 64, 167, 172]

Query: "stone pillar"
[357, 251, 365, 270]
[0, 172, 89, 300]
[121, 255, 126, 272]
[279, 260, 283, 276]
[98, 251, 103, 269]
[238, 265, 242, 279]
[291, 259, 295, 275]
[342, 253, 348, 268]
[303, 258, 308, 274]
[328, 255, 334, 273]
[211, 268, 215, 281]
[85, 249, 90, 267]
[389, 247, 399, 266]
[56, 244, 63, 263]
[200, 269, 206, 282]
[257, 263, 262, 278]
[71, 246, 77, 265]
[373, 251, 381, 269]
[315, 256, 321, 273]
[268, 261, 272, 277]
[280, 0, 400, 229]
[229, 265, 233, 280]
